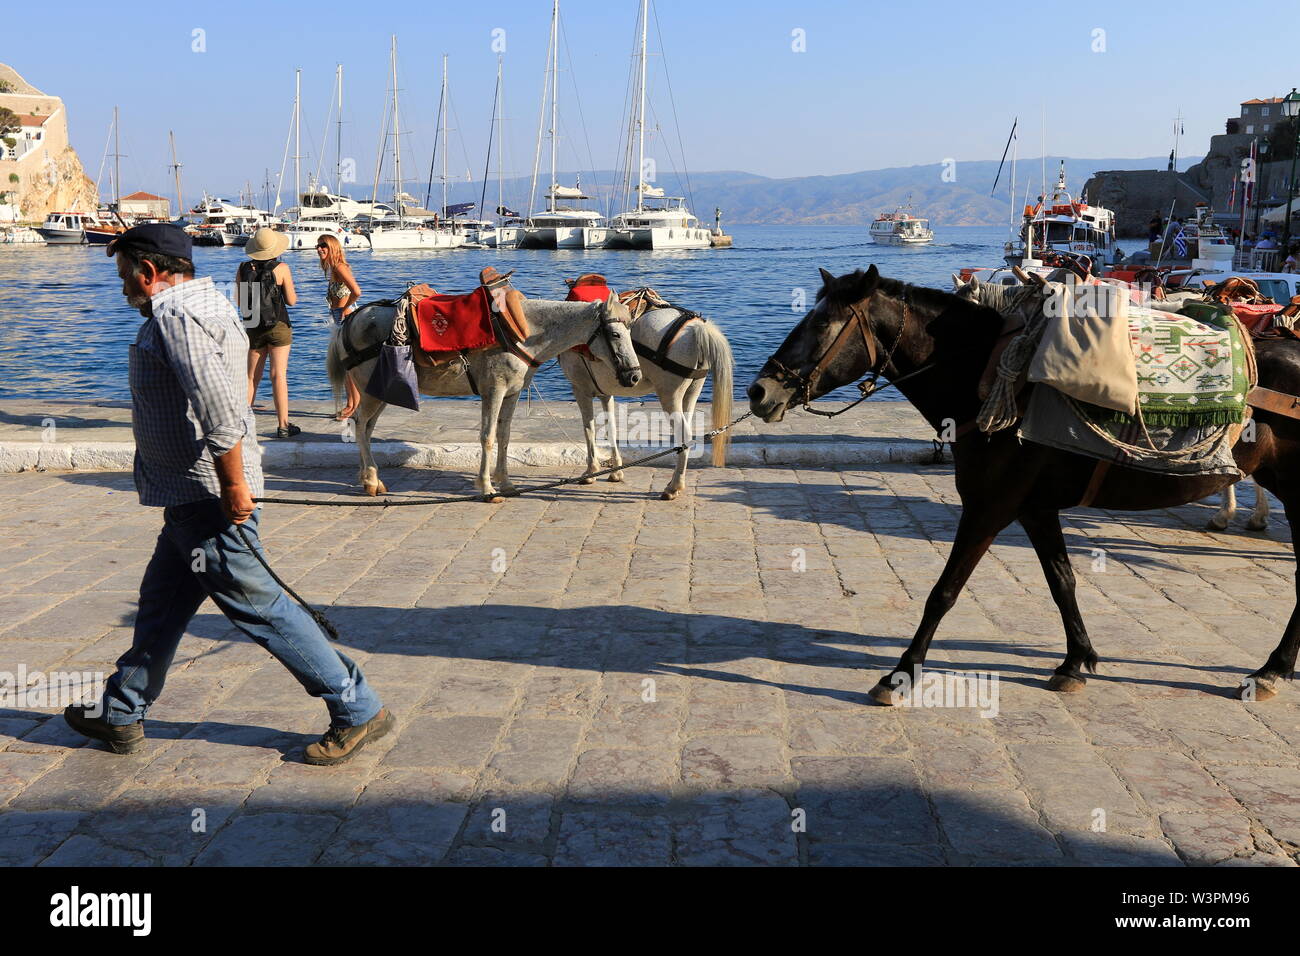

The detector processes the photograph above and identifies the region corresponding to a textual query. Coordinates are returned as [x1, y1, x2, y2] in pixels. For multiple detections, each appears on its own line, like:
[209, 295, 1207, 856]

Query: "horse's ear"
[862, 263, 880, 293]
[819, 267, 835, 289]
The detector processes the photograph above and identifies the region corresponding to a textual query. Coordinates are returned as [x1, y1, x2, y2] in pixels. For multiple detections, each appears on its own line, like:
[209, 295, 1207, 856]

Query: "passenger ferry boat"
[869, 204, 934, 245]
[1007, 162, 1118, 267]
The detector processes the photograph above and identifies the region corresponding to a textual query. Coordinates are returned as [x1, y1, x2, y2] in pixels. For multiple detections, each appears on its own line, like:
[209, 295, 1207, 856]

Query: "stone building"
[0, 62, 96, 221]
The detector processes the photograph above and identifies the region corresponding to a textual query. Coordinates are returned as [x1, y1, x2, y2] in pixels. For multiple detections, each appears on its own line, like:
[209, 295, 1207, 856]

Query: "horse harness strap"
[488, 308, 541, 369]
[339, 310, 385, 372]
[1246, 385, 1300, 420]
[633, 308, 708, 380]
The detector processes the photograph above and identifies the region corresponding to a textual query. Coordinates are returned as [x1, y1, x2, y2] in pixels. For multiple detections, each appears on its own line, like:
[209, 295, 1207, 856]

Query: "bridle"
[585, 303, 640, 385]
[765, 292, 931, 418]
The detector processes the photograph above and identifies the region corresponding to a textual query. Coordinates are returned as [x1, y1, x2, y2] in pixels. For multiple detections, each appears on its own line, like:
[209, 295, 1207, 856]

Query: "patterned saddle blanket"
[1125, 303, 1249, 427]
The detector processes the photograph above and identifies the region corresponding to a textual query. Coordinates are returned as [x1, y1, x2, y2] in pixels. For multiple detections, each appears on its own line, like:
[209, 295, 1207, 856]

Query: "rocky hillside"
[0, 62, 97, 221]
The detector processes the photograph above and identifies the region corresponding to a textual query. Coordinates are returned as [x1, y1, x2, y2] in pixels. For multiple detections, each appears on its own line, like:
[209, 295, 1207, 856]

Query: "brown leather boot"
[303, 707, 395, 766]
[63, 704, 146, 755]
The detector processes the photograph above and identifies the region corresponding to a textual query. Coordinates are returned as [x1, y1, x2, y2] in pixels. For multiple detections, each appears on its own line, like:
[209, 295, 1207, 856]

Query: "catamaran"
[606, 0, 711, 250]
[519, 1, 608, 249]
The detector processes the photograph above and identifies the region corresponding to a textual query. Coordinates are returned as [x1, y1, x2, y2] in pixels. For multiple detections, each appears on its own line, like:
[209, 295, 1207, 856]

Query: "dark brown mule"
[748, 265, 1300, 703]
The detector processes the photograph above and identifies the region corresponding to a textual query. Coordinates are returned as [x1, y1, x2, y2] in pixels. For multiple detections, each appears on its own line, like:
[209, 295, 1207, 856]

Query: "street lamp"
[1280, 88, 1300, 256]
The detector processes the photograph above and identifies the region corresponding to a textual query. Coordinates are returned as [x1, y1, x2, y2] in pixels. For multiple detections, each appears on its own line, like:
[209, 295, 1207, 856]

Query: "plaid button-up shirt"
[128, 277, 263, 507]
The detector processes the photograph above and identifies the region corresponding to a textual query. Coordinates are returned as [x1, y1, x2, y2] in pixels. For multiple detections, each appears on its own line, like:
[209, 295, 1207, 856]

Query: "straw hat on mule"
[245, 228, 290, 260]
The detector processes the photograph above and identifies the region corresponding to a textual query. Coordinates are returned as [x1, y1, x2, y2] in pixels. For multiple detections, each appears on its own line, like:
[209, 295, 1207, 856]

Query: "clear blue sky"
[7, 0, 1299, 202]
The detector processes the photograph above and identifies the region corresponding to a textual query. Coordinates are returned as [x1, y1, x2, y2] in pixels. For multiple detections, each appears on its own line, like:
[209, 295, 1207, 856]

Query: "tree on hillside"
[0, 106, 19, 150]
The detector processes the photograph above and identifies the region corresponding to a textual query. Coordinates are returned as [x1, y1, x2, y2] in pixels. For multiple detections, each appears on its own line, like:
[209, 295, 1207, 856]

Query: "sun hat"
[245, 227, 290, 260]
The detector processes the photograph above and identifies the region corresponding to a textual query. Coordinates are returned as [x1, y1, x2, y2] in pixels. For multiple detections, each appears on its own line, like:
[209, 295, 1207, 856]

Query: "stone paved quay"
[2, 430, 1300, 865]
[0, 399, 940, 472]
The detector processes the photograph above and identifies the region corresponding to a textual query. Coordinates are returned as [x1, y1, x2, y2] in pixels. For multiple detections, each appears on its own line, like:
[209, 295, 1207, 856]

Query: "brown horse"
[748, 264, 1300, 703]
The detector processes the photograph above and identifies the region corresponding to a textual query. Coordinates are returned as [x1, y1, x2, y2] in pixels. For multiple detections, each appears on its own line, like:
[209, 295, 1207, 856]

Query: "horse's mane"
[817, 268, 1001, 329]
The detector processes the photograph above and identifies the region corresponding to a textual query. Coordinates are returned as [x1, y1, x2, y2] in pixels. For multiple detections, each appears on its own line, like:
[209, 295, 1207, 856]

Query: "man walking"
[64, 223, 392, 765]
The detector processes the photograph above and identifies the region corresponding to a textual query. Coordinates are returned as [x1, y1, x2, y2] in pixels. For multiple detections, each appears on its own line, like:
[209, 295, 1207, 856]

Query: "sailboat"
[475, 56, 522, 249]
[367, 45, 464, 250]
[282, 68, 370, 251]
[606, 0, 711, 250]
[518, 0, 607, 250]
[83, 106, 129, 245]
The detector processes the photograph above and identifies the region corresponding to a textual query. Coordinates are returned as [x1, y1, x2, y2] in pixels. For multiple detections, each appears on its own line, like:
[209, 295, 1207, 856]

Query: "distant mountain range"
[276, 155, 1202, 227]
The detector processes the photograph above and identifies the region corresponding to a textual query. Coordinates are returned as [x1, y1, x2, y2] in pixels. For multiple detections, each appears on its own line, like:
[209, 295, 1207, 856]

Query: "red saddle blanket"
[566, 274, 611, 303]
[416, 287, 495, 353]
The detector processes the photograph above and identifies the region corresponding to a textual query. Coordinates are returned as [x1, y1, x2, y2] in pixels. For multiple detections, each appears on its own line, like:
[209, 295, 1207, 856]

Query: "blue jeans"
[102, 499, 382, 728]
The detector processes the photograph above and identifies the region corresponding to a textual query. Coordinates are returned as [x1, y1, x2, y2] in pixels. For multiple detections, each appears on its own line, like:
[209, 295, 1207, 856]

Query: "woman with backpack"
[237, 228, 300, 438]
[316, 234, 363, 419]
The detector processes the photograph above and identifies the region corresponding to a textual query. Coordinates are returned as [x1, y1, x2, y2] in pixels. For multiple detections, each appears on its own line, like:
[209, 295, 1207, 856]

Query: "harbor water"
[0, 224, 1031, 403]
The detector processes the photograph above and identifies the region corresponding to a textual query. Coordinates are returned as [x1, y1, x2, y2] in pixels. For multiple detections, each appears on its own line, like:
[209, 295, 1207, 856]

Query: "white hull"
[366, 228, 465, 250]
[607, 225, 711, 249]
[519, 226, 605, 249]
[869, 233, 933, 245]
[283, 227, 370, 251]
[480, 226, 522, 249]
[1, 227, 45, 245]
[35, 227, 85, 244]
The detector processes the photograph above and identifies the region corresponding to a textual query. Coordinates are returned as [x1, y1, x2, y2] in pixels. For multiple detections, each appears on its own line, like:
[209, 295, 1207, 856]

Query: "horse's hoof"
[483, 494, 505, 504]
[1239, 677, 1279, 702]
[1047, 673, 1087, 693]
[660, 488, 681, 501]
[867, 680, 900, 707]
[1246, 519, 1268, 532]
[608, 471, 624, 483]
[363, 484, 381, 497]
[579, 475, 596, 485]
[1205, 518, 1229, 531]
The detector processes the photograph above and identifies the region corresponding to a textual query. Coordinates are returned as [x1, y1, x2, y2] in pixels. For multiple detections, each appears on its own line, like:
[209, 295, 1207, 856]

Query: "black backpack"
[238, 258, 289, 331]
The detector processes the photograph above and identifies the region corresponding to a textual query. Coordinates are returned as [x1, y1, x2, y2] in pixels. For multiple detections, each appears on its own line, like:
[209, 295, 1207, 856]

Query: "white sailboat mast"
[293, 69, 301, 225]
[496, 55, 505, 224]
[168, 131, 182, 218]
[112, 106, 121, 208]
[335, 64, 344, 196]
[549, 1, 559, 214]
[441, 54, 449, 223]
[392, 37, 402, 222]
[528, 2, 557, 219]
[636, 0, 647, 213]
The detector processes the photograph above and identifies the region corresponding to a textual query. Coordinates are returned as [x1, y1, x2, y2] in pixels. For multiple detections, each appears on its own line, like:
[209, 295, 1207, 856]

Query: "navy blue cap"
[105, 222, 193, 260]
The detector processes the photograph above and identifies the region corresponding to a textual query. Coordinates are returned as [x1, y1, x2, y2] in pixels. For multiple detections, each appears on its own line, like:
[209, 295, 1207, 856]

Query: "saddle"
[562, 276, 705, 379]
[393, 268, 536, 376]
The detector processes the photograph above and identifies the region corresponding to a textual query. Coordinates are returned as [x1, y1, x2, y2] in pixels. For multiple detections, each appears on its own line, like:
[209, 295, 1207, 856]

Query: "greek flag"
[1173, 227, 1187, 258]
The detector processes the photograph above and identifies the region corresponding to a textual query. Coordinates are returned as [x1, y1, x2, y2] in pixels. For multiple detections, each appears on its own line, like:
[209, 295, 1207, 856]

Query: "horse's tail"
[695, 320, 734, 467]
[325, 323, 347, 405]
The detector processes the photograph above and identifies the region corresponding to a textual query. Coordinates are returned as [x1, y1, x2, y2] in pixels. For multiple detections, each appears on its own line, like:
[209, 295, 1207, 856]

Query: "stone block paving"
[0, 461, 1297, 866]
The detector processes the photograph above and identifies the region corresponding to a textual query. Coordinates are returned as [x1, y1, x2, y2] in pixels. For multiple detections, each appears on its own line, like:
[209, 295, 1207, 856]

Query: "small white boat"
[36, 211, 101, 244]
[869, 204, 934, 245]
[0, 226, 45, 245]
